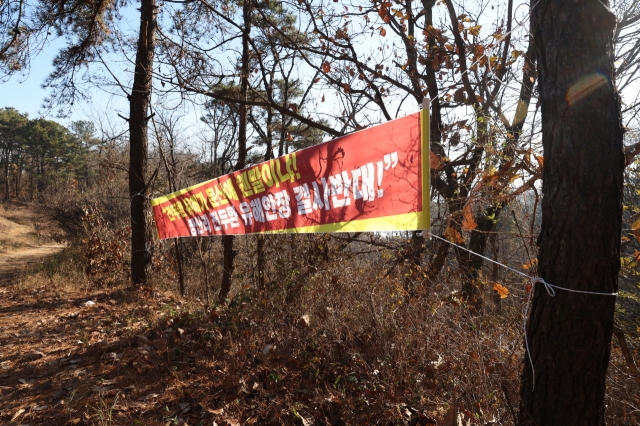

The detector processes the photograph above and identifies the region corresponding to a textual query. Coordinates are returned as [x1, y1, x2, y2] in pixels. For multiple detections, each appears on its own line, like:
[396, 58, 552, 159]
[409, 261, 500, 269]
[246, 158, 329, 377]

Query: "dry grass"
[1, 205, 638, 425]
[0, 205, 38, 253]
[0, 200, 64, 253]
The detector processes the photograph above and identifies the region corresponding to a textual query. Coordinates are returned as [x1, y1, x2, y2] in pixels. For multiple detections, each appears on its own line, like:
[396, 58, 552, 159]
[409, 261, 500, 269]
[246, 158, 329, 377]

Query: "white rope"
[430, 233, 617, 297]
[131, 240, 154, 256]
[130, 187, 153, 224]
[129, 189, 156, 255]
[429, 232, 617, 390]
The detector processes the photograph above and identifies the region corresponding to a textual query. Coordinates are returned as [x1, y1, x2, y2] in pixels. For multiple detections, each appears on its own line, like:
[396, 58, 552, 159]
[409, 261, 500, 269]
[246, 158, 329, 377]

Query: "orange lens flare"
[566, 73, 608, 106]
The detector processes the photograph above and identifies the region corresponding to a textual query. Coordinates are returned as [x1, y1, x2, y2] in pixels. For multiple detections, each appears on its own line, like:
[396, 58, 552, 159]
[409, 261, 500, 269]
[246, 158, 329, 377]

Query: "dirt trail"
[0, 202, 233, 426]
[0, 245, 66, 284]
[0, 202, 65, 284]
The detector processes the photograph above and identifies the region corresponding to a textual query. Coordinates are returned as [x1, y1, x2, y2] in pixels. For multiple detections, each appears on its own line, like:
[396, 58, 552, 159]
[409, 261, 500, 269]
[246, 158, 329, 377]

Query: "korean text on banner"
[151, 111, 429, 239]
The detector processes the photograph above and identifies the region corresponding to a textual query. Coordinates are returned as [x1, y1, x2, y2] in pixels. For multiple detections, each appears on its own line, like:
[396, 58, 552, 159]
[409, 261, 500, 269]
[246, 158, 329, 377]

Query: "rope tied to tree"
[429, 232, 617, 391]
[129, 186, 152, 224]
[430, 233, 617, 297]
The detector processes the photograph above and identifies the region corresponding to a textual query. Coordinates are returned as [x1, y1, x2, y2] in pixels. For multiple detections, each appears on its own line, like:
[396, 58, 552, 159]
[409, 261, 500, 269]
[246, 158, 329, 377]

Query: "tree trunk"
[3, 160, 8, 201]
[3, 148, 10, 201]
[129, 0, 157, 285]
[456, 204, 501, 302]
[256, 235, 265, 291]
[519, 1, 623, 424]
[218, 0, 251, 304]
[254, 112, 272, 292]
[175, 239, 185, 296]
[219, 235, 236, 304]
[40, 156, 46, 193]
[14, 170, 19, 198]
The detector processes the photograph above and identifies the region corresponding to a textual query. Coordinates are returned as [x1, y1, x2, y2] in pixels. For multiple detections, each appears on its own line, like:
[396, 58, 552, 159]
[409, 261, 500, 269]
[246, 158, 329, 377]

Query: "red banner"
[151, 111, 430, 240]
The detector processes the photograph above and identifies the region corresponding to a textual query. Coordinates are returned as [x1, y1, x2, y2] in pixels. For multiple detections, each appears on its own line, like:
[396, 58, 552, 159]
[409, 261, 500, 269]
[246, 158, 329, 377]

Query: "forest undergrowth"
[1, 202, 639, 425]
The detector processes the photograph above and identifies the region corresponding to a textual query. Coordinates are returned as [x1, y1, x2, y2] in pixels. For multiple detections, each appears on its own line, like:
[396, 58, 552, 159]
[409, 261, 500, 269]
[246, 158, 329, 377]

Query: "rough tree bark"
[218, 0, 251, 304]
[3, 152, 9, 201]
[518, 1, 624, 424]
[129, 0, 157, 285]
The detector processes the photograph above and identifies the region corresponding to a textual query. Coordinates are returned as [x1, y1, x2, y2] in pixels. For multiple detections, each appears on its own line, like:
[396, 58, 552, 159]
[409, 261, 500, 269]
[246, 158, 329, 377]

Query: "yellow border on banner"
[151, 179, 215, 207]
[420, 99, 431, 237]
[158, 212, 425, 240]
[252, 211, 424, 234]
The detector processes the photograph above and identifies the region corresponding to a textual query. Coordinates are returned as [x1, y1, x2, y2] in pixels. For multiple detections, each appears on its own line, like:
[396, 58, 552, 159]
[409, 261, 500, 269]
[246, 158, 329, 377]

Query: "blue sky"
[1, 38, 65, 120]
[0, 4, 144, 126]
[0, 36, 134, 128]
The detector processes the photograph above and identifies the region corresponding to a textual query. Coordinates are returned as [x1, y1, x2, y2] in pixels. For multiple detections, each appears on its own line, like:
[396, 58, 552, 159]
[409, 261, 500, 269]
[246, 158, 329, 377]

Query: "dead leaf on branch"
[335, 29, 348, 39]
[378, 5, 389, 19]
[534, 154, 544, 170]
[468, 25, 482, 36]
[453, 87, 466, 103]
[430, 151, 445, 171]
[444, 226, 464, 244]
[462, 204, 477, 231]
[493, 283, 509, 298]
